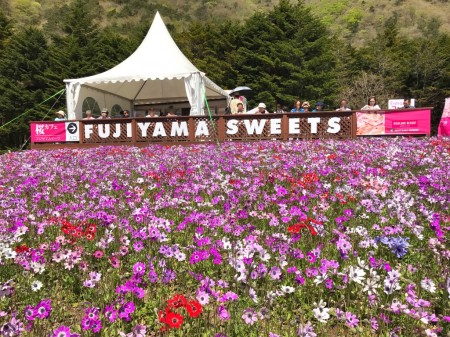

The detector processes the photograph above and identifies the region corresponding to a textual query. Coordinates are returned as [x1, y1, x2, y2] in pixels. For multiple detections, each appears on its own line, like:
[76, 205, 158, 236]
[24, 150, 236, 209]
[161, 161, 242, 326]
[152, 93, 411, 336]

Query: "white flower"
[30, 262, 45, 274]
[1, 248, 17, 260]
[249, 288, 259, 303]
[281, 286, 295, 294]
[136, 177, 144, 184]
[363, 278, 380, 296]
[384, 277, 401, 295]
[420, 278, 436, 293]
[313, 274, 328, 285]
[313, 305, 330, 323]
[348, 266, 366, 284]
[31, 280, 43, 292]
[388, 270, 401, 280]
[222, 239, 232, 250]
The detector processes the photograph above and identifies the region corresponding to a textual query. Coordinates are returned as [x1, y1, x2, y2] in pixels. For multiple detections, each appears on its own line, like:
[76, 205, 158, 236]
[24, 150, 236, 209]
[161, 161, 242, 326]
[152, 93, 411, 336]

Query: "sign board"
[31, 122, 80, 143]
[388, 99, 415, 109]
[438, 98, 450, 137]
[357, 109, 430, 136]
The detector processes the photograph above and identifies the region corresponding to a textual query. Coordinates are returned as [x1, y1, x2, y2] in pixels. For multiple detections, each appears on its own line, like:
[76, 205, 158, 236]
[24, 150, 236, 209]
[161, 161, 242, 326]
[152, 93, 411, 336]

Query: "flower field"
[0, 138, 449, 337]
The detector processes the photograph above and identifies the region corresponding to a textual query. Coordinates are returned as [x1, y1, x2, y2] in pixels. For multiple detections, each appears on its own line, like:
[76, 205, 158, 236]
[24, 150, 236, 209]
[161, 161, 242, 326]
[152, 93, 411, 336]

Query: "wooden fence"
[30, 111, 357, 149]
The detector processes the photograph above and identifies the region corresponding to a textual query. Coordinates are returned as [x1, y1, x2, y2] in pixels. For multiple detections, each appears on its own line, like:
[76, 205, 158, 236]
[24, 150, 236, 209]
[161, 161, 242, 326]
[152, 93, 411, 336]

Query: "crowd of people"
[54, 97, 415, 121]
[229, 96, 415, 115]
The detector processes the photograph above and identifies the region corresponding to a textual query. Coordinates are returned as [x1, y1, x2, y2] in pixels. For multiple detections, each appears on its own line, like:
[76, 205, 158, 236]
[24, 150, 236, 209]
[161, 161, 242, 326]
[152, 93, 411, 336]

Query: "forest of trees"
[0, 0, 449, 149]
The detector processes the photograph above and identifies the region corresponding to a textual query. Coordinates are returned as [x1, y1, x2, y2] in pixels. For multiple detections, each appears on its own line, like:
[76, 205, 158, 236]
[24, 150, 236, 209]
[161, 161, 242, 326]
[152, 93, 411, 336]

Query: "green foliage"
[234, 0, 338, 109]
[0, 0, 450, 148]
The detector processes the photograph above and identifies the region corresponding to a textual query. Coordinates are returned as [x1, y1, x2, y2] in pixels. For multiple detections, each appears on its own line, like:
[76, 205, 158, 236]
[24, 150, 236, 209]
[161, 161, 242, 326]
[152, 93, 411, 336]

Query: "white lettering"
[270, 118, 282, 134]
[226, 119, 238, 135]
[137, 122, 150, 137]
[327, 117, 341, 134]
[171, 121, 188, 137]
[289, 118, 300, 134]
[195, 121, 210, 137]
[244, 119, 266, 135]
[84, 124, 93, 139]
[308, 117, 321, 134]
[98, 124, 110, 138]
[153, 122, 167, 137]
[113, 124, 121, 138]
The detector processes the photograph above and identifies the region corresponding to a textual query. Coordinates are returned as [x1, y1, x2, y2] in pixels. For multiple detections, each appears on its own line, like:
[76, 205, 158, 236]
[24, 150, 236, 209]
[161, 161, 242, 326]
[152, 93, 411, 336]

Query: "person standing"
[146, 108, 157, 117]
[361, 96, 381, 110]
[291, 100, 304, 113]
[402, 99, 413, 108]
[98, 108, 111, 119]
[314, 102, 324, 112]
[54, 110, 66, 121]
[336, 99, 351, 111]
[83, 110, 95, 120]
[255, 103, 269, 114]
[229, 92, 242, 114]
[302, 101, 311, 112]
[274, 104, 283, 114]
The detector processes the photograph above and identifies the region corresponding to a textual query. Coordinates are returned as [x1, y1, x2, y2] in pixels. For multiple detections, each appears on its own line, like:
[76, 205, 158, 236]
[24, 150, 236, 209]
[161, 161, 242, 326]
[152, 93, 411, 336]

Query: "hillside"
[2, 0, 450, 46]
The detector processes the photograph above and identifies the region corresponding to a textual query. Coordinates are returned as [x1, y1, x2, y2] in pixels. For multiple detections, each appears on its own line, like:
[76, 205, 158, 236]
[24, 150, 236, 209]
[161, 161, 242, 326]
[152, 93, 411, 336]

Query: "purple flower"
[217, 306, 230, 321]
[133, 262, 146, 276]
[52, 325, 73, 337]
[1, 317, 24, 337]
[104, 305, 118, 323]
[345, 311, 359, 328]
[269, 266, 282, 280]
[242, 308, 258, 325]
[298, 321, 316, 337]
[118, 301, 135, 321]
[35, 299, 52, 319]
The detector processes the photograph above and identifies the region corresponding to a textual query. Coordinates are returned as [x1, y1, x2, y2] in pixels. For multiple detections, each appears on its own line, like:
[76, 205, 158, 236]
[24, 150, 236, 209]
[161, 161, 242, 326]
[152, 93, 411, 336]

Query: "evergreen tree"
[174, 21, 240, 89]
[234, 0, 338, 109]
[0, 27, 55, 149]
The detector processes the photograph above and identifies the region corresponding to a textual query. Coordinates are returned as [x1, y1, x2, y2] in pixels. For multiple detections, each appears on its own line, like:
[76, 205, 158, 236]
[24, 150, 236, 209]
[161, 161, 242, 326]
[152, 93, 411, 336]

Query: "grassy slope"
[7, 0, 450, 45]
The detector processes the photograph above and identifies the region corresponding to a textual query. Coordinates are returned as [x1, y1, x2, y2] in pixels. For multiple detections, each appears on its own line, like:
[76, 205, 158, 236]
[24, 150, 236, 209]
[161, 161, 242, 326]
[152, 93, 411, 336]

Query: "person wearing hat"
[98, 108, 110, 119]
[255, 103, 268, 114]
[314, 102, 324, 112]
[302, 101, 311, 112]
[54, 110, 66, 121]
[229, 92, 242, 114]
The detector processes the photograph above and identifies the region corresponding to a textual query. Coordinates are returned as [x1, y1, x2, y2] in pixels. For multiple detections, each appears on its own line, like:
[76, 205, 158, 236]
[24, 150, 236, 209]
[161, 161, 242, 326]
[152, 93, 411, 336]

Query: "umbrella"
[229, 86, 252, 96]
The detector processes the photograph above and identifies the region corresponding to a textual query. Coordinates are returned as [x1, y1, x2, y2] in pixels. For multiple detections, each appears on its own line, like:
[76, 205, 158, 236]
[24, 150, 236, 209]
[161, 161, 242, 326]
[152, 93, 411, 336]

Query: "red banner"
[438, 98, 450, 137]
[31, 122, 80, 143]
[357, 109, 430, 136]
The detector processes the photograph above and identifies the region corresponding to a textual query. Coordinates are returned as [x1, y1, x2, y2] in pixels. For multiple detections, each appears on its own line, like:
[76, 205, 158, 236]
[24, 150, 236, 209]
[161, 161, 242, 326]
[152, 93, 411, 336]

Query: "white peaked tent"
[64, 12, 228, 119]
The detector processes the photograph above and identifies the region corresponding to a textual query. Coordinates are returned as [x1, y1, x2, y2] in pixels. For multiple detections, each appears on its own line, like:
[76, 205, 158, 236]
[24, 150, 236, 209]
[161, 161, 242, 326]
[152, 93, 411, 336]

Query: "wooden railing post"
[188, 117, 196, 142]
[281, 113, 288, 141]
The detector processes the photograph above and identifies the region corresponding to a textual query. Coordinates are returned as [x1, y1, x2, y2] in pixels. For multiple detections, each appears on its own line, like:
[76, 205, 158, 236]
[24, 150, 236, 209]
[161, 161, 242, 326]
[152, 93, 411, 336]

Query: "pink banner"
[357, 109, 431, 136]
[438, 98, 450, 137]
[384, 109, 430, 135]
[31, 122, 80, 143]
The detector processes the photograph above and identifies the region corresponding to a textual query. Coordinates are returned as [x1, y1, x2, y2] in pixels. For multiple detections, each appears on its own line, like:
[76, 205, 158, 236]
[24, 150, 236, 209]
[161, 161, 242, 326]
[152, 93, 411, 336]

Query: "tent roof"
[64, 12, 227, 102]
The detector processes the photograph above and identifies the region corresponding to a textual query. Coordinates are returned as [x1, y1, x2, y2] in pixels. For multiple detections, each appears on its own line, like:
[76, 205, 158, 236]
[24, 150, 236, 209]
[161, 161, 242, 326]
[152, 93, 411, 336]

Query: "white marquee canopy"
[64, 12, 228, 119]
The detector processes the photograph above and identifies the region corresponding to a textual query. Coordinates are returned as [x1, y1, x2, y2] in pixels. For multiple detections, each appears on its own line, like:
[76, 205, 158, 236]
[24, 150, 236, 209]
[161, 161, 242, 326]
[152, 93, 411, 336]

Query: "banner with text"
[31, 122, 80, 143]
[357, 109, 430, 136]
[438, 98, 450, 137]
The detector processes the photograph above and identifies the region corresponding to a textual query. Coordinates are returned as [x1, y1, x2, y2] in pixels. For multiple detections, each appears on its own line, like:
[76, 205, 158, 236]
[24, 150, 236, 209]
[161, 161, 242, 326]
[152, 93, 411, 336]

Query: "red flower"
[167, 294, 187, 309]
[15, 244, 29, 253]
[85, 224, 97, 233]
[186, 300, 202, 318]
[85, 232, 95, 241]
[166, 311, 184, 329]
